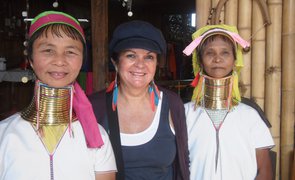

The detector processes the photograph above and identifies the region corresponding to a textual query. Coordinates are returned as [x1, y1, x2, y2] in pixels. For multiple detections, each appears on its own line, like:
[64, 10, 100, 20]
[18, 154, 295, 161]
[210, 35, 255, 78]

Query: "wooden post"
[224, 0, 238, 26]
[281, 0, 295, 179]
[211, 0, 219, 6]
[211, 0, 226, 25]
[219, 3, 225, 24]
[265, 0, 282, 179]
[211, 0, 224, 24]
[196, 0, 211, 28]
[91, 0, 108, 91]
[238, 0, 252, 98]
[251, 0, 266, 109]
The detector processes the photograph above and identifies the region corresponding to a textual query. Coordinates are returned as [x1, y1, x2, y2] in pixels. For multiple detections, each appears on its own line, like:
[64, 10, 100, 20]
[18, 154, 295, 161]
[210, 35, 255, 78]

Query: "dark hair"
[111, 52, 119, 62]
[197, 34, 236, 66]
[27, 24, 86, 62]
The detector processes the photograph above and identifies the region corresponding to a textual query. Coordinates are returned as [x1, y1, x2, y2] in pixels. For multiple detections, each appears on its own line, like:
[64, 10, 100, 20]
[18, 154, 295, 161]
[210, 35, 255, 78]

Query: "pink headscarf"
[73, 82, 104, 148]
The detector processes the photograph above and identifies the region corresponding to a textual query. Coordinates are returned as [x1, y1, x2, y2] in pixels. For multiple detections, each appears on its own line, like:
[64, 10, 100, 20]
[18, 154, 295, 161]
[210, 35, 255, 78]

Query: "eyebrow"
[35, 42, 55, 48]
[36, 42, 81, 50]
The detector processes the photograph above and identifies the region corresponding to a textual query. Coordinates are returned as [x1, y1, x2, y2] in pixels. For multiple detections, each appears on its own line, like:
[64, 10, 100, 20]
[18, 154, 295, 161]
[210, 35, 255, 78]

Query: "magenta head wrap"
[29, 11, 85, 42]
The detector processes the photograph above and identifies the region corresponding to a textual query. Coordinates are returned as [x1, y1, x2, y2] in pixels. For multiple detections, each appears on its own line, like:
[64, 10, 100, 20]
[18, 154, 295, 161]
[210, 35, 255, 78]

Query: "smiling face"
[116, 48, 157, 90]
[30, 27, 83, 88]
[200, 35, 235, 78]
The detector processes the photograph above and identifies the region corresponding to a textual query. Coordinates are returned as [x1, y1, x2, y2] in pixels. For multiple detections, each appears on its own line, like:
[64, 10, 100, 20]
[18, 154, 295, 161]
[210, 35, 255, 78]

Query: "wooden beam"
[281, 0, 295, 179]
[196, 0, 211, 28]
[91, 0, 108, 92]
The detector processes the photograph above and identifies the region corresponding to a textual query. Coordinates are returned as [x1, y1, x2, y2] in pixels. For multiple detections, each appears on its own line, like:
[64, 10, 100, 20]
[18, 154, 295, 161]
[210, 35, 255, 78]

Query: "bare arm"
[95, 172, 116, 180]
[255, 148, 273, 180]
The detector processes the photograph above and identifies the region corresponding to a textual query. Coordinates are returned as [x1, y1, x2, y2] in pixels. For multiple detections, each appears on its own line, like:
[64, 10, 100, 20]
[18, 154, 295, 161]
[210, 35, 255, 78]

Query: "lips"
[49, 71, 68, 79]
[130, 72, 146, 76]
[211, 67, 226, 70]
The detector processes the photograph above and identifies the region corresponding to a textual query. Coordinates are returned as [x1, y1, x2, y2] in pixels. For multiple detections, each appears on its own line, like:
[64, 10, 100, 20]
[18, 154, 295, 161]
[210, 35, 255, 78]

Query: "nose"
[213, 55, 222, 63]
[53, 54, 66, 66]
[134, 57, 145, 68]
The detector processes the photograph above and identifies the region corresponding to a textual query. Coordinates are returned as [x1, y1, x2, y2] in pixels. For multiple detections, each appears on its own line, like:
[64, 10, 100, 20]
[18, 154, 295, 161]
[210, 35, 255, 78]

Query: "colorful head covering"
[183, 24, 250, 106]
[29, 11, 102, 148]
[29, 11, 85, 42]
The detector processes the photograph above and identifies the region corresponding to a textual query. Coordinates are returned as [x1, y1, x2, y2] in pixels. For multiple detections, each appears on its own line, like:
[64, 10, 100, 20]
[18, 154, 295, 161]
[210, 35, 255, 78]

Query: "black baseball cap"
[109, 20, 166, 56]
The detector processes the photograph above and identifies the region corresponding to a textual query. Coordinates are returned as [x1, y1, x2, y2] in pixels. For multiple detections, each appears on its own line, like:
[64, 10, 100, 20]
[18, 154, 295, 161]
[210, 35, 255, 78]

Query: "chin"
[210, 71, 230, 78]
[47, 79, 75, 88]
[45, 82, 72, 88]
[208, 74, 226, 79]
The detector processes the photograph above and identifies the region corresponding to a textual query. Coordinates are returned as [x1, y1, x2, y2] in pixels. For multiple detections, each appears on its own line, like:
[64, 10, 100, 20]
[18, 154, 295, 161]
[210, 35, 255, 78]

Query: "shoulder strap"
[106, 93, 125, 180]
[160, 87, 190, 180]
[241, 97, 272, 128]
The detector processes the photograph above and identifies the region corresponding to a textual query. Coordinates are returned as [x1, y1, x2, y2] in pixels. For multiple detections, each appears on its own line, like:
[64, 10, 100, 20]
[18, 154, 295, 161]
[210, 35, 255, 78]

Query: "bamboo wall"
[195, 0, 294, 179]
[281, 0, 295, 179]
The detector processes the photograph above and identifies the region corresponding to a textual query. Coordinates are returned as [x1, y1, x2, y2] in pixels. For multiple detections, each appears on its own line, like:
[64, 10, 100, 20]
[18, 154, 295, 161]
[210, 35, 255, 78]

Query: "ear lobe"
[199, 61, 204, 69]
[111, 58, 118, 72]
[232, 64, 236, 72]
[29, 62, 34, 70]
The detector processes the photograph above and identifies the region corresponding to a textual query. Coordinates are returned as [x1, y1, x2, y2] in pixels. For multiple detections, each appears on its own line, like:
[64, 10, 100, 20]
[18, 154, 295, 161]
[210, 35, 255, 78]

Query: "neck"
[202, 75, 235, 110]
[118, 85, 150, 104]
[21, 82, 77, 126]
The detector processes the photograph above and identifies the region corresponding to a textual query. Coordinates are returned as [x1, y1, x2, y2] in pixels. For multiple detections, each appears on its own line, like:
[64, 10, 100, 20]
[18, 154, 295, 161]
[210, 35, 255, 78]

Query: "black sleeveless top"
[122, 95, 176, 180]
[88, 88, 190, 180]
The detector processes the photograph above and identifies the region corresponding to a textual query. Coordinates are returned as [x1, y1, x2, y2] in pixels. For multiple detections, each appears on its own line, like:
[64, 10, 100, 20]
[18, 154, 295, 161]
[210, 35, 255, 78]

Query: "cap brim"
[112, 37, 162, 54]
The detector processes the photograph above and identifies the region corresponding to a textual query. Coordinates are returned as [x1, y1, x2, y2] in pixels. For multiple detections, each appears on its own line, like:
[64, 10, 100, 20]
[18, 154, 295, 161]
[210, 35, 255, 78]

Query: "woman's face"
[201, 36, 235, 78]
[30, 29, 83, 88]
[117, 48, 157, 90]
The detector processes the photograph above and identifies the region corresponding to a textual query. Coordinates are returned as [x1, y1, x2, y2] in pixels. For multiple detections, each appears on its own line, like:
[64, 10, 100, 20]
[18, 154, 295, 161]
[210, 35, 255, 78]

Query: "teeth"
[53, 72, 62, 75]
[131, 72, 144, 76]
[52, 72, 65, 76]
[50, 72, 67, 79]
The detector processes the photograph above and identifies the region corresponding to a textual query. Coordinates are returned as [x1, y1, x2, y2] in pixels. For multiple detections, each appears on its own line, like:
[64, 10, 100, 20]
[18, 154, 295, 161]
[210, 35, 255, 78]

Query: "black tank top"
[122, 95, 176, 180]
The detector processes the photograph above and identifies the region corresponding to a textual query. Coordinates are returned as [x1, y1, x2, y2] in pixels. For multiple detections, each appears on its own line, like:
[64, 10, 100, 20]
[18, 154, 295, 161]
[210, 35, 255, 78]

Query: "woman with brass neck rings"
[183, 25, 275, 180]
[89, 20, 190, 180]
[0, 11, 116, 180]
